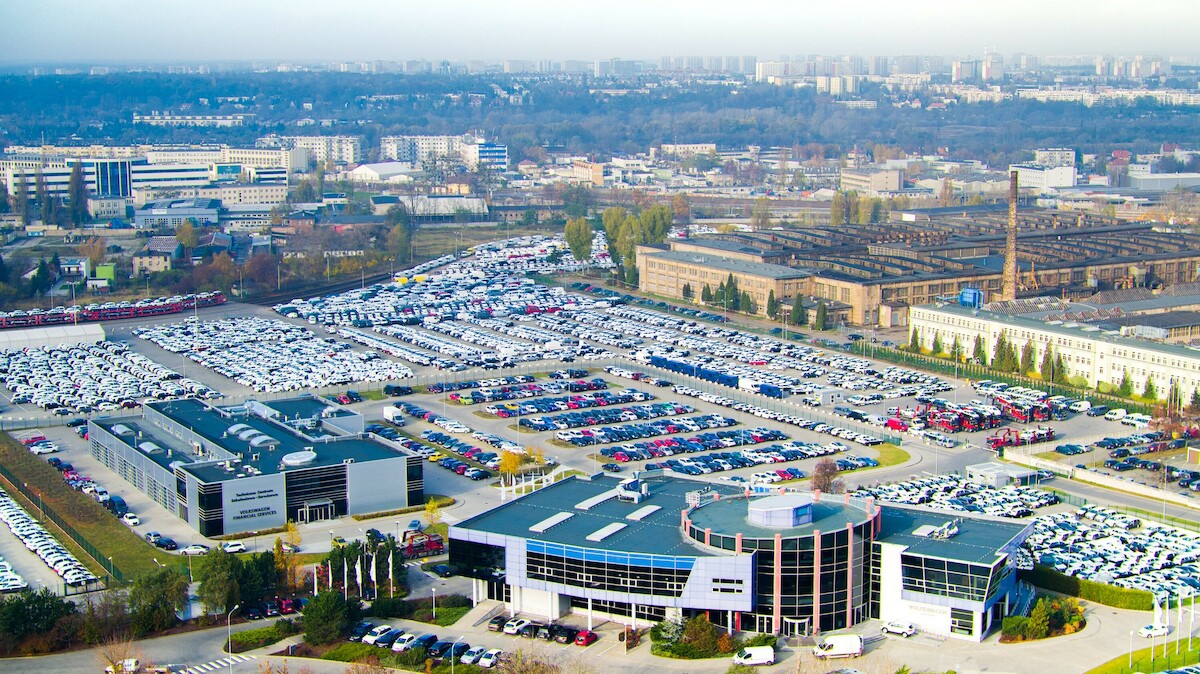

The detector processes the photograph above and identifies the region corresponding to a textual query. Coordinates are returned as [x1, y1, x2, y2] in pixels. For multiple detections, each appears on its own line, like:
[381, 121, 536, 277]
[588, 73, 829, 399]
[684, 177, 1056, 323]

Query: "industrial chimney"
[1000, 170, 1019, 301]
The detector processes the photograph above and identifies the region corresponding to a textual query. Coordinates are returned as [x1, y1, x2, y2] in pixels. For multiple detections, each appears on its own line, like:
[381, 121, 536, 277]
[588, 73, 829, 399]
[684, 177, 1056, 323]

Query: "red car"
[574, 630, 598, 646]
[279, 598, 296, 614]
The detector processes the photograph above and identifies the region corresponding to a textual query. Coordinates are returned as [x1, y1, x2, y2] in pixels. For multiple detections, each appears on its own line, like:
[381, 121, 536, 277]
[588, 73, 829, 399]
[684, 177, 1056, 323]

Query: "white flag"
[327, 560, 333, 591]
[355, 555, 363, 591]
[389, 549, 394, 584]
[370, 552, 377, 583]
[313, 564, 319, 595]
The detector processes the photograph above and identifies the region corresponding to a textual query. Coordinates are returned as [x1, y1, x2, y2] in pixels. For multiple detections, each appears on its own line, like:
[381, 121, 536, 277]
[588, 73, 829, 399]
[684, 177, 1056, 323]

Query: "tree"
[1040, 345, 1055, 378]
[67, 163, 88, 226]
[95, 632, 140, 674]
[127, 568, 188, 635]
[0, 588, 77, 647]
[424, 498, 443, 527]
[681, 283, 693, 301]
[811, 458, 844, 493]
[302, 591, 350, 645]
[909, 327, 920, 351]
[560, 184, 593, 218]
[79, 236, 107, 269]
[197, 548, 241, 613]
[789, 295, 807, 326]
[495, 648, 562, 674]
[563, 217, 593, 262]
[766, 290, 778, 320]
[813, 301, 829, 330]
[931, 332, 944, 356]
[498, 451, 523, 486]
[700, 284, 712, 303]
[950, 335, 963, 362]
[30, 258, 52, 297]
[1143, 376, 1158, 401]
[750, 196, 771, 229]
[292, 180, 317, 203]
[12, 170, 29, 226]
[830, 192, 847, 227]
[1053, 353, 1069, 384]
[1190, 388, 1200, 412]
[175, 221, 199, 251]
[992, 331, 1014, 372]
[939, 177, 954, 206]
[1118, 370, 1133, 397]
[671, 193, 691, 225]
[36, 167, 56, 226]
[972, 336, 987, 365]
[1027, 598, 1051, 640]
[1020, 340, 1036, 375]
[639, 204, 673, 242]
[740, 290, 755, 315]
[681, 614, 720, 653]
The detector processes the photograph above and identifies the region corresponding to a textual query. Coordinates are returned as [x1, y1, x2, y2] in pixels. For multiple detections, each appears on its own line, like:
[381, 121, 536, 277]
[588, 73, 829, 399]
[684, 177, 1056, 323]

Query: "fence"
[853, 343, 1153, 416]
[0, 463, 124, 584]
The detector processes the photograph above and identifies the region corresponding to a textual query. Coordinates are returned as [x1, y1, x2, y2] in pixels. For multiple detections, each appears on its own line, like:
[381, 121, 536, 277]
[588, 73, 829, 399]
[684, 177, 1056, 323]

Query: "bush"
[743, 634, 778, 648]
[321, 642, 380, 663]
[1020, 565, 1153, 610]
[391, 646, 427, 668]
[229, 618, 301, 652]
[1001, 616, 1028, 640]
[727, 666, 759, 674]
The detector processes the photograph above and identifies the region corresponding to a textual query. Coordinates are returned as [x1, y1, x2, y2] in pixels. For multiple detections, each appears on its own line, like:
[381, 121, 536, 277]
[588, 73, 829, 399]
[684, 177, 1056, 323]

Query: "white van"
[1104, 408, 1128, 421]
[812, 634, 863, 659]
[1069, 400, 1092, 413]
[732, 646, 776, 666]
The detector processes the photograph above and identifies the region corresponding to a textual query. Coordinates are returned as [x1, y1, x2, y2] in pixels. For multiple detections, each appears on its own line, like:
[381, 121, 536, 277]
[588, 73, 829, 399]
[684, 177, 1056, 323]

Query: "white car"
[503, 618, 530, 635]
[478, 648, 502, 669]
[121, 513, 141, 526]
[221, 541, 247, 554]
[881, 620, 916, 637]
[1139, 624, 1169, 638]
[28, 443, 59, 455]
[180, 544, 210, 556]
[361, 624, 392, 645]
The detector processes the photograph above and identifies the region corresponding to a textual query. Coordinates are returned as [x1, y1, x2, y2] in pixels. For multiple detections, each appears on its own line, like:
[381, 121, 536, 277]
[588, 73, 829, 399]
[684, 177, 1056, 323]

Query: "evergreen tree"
[1190, 388, 1200, 412]
[13, 170, 29, 226]
[972, 336, 987, 365]
[790, 295, 807, 326]
[741, 290, 756, 315]
[1118, 370, 1133, 397]
[29, 259, 51, 297]
[1143, 376, 1158, 401]
[1040, 345, 1055, 378]
[950, 335, 963, 362]
[992, 331, 1012, 371]
[1053, 353, 1069, 384]
[36, 167, 51, 225]
[931, 331, 944, 356]
[766, 290, 778, 319]
[909, 326, 921, 351]
[681, 282, 693, 301]
[1020, 340, 1036, 375]
[701, 284, 712, 303]
[814, 301, 829, 330]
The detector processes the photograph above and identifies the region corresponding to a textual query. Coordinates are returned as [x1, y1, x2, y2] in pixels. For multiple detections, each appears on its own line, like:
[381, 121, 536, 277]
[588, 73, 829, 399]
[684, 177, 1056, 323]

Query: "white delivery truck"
[732, 645, 775, 666]
[812, 634, 863, 659]
[383, 406, 406, 425]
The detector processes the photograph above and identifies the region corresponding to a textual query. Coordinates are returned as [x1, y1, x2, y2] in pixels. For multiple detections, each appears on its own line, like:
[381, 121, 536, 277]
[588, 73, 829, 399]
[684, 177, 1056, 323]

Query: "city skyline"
[3, 0, 1198, 64]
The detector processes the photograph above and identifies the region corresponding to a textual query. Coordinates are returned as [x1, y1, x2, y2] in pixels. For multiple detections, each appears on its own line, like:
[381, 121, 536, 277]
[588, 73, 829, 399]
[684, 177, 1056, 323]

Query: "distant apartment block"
[1009, 164, 1077, 192]
[258, 135, 362, 165]
[380, 135, 508, 171]
[1033, 148, 1076, 169]
[133, 112, 254, 127]
[656, 143, 717, 159]
[839, 169, 903, 196]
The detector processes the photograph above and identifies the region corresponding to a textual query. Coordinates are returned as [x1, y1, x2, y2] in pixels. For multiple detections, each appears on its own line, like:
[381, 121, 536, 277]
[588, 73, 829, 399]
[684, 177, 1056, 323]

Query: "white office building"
[1009, 164, 1077, 193]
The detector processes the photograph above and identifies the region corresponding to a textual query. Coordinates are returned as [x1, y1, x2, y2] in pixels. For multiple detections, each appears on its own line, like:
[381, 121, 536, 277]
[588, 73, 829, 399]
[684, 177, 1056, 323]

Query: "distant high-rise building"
[659, 56, 672, 71]
[708, 56, 723, 71]
[951, 60, 979, 83]
[741, 55, 756, 75]
[869, 56, 890, 76]
[894, 55, 920, 74]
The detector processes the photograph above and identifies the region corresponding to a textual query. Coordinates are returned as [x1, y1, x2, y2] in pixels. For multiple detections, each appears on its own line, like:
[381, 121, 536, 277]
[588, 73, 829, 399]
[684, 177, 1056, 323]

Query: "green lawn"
[1086, 639, 1200, 674]
[0, 434, 163, 580]
[872, 443, 910, 468]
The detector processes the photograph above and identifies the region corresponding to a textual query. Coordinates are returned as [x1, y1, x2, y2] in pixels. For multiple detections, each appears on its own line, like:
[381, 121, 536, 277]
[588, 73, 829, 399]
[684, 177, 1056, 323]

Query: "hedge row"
[230, 619, 300, 652]
[1020, 565, 1153, 611]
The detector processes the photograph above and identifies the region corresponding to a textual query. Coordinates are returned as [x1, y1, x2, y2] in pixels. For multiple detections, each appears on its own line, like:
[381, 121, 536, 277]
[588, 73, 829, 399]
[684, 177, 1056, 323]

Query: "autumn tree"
[750, 196, 771, 229]
[829, 192, 847, 227]
[671, 193, 691, 225]
[78, 236, 107, 270]
[424, 498, 443, 527]
[811, 458, 844, 494]
[175, 221, 199, 252]
[96, 632, 141, 674]
[563, 217, 593, 262]
[498, 451, 523, 486]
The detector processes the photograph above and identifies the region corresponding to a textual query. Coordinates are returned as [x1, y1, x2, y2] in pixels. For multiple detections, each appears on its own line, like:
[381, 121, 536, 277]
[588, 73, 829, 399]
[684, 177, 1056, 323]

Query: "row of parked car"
[598, 427, 789, 463]
[349, 622, 504, 668]
[484, 387, 654, 418]
[556, 413, 739, 447]
[527, 401, 695, 435]
[494, 615, 598, 645]
[853, 474, 1060, 519]
[418, 429, 500, 477]
[0, 486, 98, 588]
[136, 317, 414, 393]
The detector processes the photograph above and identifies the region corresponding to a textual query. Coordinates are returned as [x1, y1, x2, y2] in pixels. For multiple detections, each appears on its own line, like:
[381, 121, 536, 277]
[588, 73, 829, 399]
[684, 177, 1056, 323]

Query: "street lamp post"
[432, 587, 437, 620]
[450, 635, 465, 674]
[227, 604, 240, 672]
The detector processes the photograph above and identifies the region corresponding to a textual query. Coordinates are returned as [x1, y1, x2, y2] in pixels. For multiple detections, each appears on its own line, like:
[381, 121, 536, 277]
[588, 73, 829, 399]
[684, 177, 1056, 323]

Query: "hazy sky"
[3, 0, 1197, 63]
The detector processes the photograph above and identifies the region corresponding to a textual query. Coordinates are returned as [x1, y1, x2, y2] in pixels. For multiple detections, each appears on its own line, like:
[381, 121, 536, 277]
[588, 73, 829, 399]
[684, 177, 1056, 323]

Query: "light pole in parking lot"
[431, 586, 436, 620]
[227, 604, 240, 672]
[1128, 630, 1134, 670]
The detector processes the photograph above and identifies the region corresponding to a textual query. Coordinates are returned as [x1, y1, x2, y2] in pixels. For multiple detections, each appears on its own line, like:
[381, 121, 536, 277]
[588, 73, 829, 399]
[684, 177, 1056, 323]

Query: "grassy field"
[1086, 639, 1200, 674]
[872, 442, 910, 468]
[0, 434, 163, 579]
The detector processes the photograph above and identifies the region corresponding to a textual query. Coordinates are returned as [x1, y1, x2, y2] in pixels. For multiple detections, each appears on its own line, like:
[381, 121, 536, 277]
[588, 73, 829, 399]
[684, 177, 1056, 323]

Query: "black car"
[346, 390, 363, 403]
[553, 626, 580, 644]
[431, 564, 453, 578]
[487, 615, 508, 632]
[427, 640, 454, 658]
[519, 623, 542, 638]
[348, 621, 375, 641]
[66, 418, 87, 427]
[1087, 405, 1110, 417]
[153, 537, 178, 550]
[261, 600, 280, 617]
[376, 628, 405, 649]
[46, 457, 62, 468]
[242, 605, 264, 620]
[536, 624, 555, 640]
[385, 385, 414, 396]
[600, 463, 621, 472]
